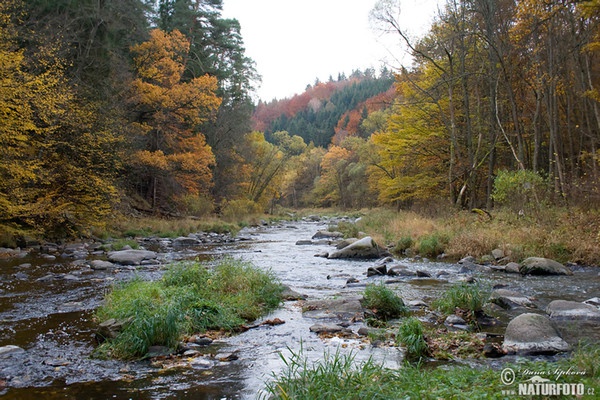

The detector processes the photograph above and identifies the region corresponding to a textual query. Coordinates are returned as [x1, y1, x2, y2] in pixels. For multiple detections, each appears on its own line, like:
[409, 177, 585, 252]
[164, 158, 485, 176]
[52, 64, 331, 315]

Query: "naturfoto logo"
[500, 367, 594, 397]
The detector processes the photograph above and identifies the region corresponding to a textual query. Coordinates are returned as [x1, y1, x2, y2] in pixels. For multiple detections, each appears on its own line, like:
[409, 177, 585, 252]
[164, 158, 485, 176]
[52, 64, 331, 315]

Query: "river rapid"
[0, 218, 598, 399]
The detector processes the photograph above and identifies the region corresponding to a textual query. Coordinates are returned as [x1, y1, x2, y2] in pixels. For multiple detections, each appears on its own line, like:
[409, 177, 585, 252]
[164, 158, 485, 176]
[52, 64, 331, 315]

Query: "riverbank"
[313, 206, 599, 267]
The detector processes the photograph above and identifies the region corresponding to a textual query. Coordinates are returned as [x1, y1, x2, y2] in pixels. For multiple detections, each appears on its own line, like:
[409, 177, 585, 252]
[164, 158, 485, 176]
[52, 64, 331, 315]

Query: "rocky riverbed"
[0, 217, 598, 399]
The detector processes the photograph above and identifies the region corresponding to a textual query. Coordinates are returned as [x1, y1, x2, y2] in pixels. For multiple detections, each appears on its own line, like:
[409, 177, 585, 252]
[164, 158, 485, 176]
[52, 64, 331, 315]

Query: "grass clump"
[397, 317, 429, 362]
[108, 238, 139, 251]
[432, 282, 489, 322]
[361, 284, 409, 321]
[95, 258, 282, 359]
[418, 233, 448, 258]
[392, 235, 414, 255]
[333, 221, 360, 238]
[265, 344, 600, 399]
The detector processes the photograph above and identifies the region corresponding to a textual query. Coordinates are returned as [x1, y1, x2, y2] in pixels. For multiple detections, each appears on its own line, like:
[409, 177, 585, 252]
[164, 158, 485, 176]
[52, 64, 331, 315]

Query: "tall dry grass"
[356, 207, 600, 265]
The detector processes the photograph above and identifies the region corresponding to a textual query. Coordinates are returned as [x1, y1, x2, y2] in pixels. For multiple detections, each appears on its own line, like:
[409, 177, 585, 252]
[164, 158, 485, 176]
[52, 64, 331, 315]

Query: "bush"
[95, 258, 283, 359]
[361, 284, 409, 320]
[393, 236, 414, 255]
[397, 317, 429, 362]
[418, 233, 447, 257]
[176, 194, 214, 217]
[493, 169, 547, 211]
[220, 199, 263, 221]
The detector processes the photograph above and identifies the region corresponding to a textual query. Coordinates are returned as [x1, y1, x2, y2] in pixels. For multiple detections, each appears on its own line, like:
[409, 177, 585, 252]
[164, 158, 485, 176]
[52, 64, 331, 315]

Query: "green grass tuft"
[397, 317, 429, 362]
[432, 282, 489, 318]
[264, 344, 600, 399]
[95, 258, 282, 359]
[362, 283, 409, 321]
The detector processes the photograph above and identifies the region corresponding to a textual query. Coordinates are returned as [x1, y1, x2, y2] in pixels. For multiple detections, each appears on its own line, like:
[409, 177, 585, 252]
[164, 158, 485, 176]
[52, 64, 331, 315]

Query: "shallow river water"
[0, 219, 598, 399]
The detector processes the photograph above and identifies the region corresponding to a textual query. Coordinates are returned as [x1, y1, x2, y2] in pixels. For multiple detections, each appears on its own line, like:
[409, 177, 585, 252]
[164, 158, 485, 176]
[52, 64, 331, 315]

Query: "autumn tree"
[0, 0, 120, 240]
[238, 131, 307, 208]
[126, 29, 221, 212]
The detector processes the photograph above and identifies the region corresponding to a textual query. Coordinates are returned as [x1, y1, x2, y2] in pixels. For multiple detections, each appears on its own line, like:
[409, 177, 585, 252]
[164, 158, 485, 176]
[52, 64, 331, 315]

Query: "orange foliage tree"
[127, 29, 221, 211]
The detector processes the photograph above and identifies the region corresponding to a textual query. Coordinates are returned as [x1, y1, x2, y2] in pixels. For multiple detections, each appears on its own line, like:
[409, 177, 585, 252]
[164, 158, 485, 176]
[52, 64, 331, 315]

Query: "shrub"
[418, 233, 446, 257]
[492, 169, 547, 211]
[361, 284, 409, 320]
[392, 236, 414, 255]
[220, 199, 263, 221]
[95, 258, 283, 359]
[176, 194, 214, 217]
[397, 317, 429, 362]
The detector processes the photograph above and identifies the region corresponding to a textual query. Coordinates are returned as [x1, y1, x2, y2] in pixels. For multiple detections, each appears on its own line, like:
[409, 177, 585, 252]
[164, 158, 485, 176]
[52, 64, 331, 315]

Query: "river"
[0, 218, 598, 399]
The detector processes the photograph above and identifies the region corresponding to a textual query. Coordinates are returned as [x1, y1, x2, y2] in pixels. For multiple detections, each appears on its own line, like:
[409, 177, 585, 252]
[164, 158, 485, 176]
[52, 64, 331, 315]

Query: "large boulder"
[520, 257, 572, 276]
[546, 300, 600, 321]
[107, 249, 157, 265]
[502, 313, 570, 355]
[327, 236, 386, 259]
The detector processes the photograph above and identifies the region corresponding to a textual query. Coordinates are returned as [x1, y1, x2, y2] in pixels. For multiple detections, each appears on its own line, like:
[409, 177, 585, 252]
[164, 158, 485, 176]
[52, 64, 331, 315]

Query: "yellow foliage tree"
[0, 0, 120, 240]
[127, 29, 221, 211]
[371, 73, 448, 205]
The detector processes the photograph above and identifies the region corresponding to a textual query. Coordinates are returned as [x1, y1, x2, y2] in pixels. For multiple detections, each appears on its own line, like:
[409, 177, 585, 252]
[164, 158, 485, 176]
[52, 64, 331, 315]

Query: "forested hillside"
[1, 0, 600, 245]
[252, 69, 395, 147]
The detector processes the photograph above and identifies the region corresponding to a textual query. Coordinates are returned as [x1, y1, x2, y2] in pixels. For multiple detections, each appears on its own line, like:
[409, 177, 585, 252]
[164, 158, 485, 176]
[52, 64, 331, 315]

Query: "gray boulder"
[172, 236, 201, 247]
[502, 313, 570, 355]
[520, 257, 572, 275]
[302, 298, 363, 320]
[309, 323, 345, 334]
[312, 230, 343, 240]
[0, 345, 25, 357]
[327, 236, 386, 259]
[107, 249, 157, 265]
[546, 300, 600, 321]
[489, 289, 536, 310]
[89, 260, 115, 270]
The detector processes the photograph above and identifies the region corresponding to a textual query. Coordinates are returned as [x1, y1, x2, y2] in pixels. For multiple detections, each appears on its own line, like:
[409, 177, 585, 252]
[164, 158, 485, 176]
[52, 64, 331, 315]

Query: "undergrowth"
[264, 344, 600, 399]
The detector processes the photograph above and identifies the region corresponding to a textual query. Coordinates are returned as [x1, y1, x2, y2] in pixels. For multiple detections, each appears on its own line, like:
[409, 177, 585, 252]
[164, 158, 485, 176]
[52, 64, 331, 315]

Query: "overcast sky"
[222, 0, 441, 101]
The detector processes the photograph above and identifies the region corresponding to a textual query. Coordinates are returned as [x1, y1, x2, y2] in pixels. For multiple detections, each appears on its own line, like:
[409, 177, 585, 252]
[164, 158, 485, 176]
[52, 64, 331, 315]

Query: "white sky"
[222, 0, 441, 101]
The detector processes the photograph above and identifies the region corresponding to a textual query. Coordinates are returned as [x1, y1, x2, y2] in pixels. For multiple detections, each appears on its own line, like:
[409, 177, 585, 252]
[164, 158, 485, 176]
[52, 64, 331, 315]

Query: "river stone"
[489, 289, 536, 310]
[336, 238, 358, 249]
[367, 264, 387, 277]
[388, 265, 417, 277]
[502, 313, 570, 355]
[0, 345, 25, 357]
[173, 236, 201, 247]
[96, 318, 132, 341]
[302, 298, 363, 320]
[309, 323, 344, 334]
[491, 248, 505, 260]
[107, 249, 157, 265]
[583, 297, 600, 307]
[505, 262, 521, 274]
[546, 300, 600, 320]
[281, 285, 307, 300]
[312, 230, 343, 240]
[520, 257, 572, 275]
[327, 236, 386, 259]
[90, 260, 115, 270]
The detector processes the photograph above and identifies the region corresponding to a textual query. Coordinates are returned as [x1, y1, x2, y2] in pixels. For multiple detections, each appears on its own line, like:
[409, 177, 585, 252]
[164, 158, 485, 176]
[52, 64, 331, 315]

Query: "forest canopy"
[1, 0, 600, 243]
